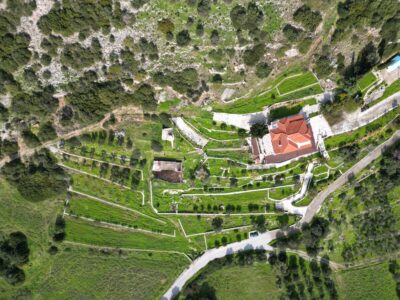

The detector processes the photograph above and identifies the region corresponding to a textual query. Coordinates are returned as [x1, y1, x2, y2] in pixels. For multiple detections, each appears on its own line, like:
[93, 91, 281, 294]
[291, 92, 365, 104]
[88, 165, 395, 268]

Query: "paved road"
[301, 130, 400, 224]
[163, 130, 400, 299]
[331, 91, 400, 135]
[162, 229, 279, 300]
[278, 163, 314, 216]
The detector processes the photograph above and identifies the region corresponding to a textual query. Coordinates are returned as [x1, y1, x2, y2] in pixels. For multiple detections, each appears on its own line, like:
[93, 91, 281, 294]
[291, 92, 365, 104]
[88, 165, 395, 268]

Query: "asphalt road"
[300, 129, 400, 224]
[163, 130, 400, 300]
[162, 229, 278, 300]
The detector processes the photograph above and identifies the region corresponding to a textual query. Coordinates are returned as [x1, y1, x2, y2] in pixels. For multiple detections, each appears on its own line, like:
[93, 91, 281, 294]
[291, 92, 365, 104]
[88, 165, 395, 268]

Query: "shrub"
[1, 149, 69, 201]
[250, 122, 268, 137]
[38, 121, 57, 141]
[151, 139, 163, 152]
[255, 62, 272, 78]
[212, 217, 223, 231]
[282, 24, 303, 42]
[21, 129, 41, 148]
[176, 30, 191, 46]
[243, 44, 265, 66]
[210, 30, 219, 45]
[157, 18, 175, 34]
[197, 0, 211, 16]
[293, 5, 322, 32]
[0, 231, 29, 285]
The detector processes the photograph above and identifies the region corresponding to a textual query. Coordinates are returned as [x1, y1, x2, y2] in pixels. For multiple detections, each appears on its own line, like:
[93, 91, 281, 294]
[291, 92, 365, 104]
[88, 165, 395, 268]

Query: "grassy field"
[269, 98, 317, 121]
[65, 217, 200, 253]
[324, 106, 400, 149]
[357, 72, 377, 91]
[187, 262, 281, 299]
[71, 173, 145, 211]
[67, 196, 174, 234]
[0, 179, 190, 300]
[277, 72, 319, 95]
[28, 247, 188, 300]
[334, 262, 397, 300]
[213, 70, 323, 114]
[369, 79, 400, 107]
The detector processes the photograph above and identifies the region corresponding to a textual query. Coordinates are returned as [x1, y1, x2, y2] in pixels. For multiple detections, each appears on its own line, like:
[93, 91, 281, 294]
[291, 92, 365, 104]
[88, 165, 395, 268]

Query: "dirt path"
[0, 105, 142, 168]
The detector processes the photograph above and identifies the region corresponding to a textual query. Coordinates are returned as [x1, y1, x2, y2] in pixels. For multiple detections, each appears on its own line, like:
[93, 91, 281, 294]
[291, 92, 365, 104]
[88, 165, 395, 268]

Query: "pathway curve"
[276, 162, 314, 216]
[162, 130, 400, 300]
[300, 129, 400, 224]
[162, 229, 279, 300]
[331, 91, 400, 135]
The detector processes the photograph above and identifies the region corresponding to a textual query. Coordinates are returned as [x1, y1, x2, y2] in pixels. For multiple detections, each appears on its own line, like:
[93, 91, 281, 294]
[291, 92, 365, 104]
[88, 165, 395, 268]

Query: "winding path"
[162, 130, 400, 300]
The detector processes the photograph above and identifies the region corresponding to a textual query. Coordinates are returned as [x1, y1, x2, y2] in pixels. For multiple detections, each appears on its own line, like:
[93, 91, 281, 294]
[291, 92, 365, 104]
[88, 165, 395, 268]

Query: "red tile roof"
[269, 115, 315, 155]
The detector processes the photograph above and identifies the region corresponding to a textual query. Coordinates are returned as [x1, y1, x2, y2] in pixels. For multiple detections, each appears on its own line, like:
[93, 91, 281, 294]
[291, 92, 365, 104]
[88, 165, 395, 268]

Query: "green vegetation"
[37, 121, 57, 142]
[269, 98, 316, 121]
[153, 68, 199, 97]
[369, 79, 400, 107]
[293, 5, 322, 32]
[357, 71, 377, 91]
[183, 250, 338, 299]
[68, 196, 174, 234]
[38, 0, 132, 36]
[335, 262, 397, 300]
[61, 39, 102, 70]
[65, 218, 193, 253]
[277, 72, 318, 95]
[1, 150, 69, 202]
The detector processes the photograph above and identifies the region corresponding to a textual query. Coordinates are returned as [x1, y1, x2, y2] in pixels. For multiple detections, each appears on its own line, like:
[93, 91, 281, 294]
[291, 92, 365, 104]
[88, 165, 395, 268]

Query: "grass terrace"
[325, 105, 400, 149]
[29, 247, 189, 300]
[213, 70, 323, 114]
[276, 72, 319, 95]
[368, 79, 400, 107]
[65, 217, 199, 253]
[67, 196, 174, 234]
[357, 71, 377, 92]
[269, 98, 317, 121]
[335, 262, 397, 300]
[71, 173, 146, 212]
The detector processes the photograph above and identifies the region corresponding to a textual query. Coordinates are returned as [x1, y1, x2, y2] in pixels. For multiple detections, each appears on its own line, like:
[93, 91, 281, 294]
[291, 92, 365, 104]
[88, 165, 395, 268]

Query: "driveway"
[162, 229, 279, 300]
[163, 130, 400, 300]
[331, 91, 400, 135]
[301, 130, 400, 224]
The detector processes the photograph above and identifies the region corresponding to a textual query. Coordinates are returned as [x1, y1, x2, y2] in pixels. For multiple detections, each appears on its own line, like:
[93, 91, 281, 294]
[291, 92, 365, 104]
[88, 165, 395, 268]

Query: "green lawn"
[158, 98, 181, 112]
[369, 80, 400, 107]
[269, 98, 317, 121]
[177, 215, 253, 235]
[28, 247, 188, 300]
[357, 72, 377, 91]
[335, 262, 397, 300]
[0, 178, 189, 300]
[268, 185, 297, 200]
[175, 190, 277, 213]
[187, 263, 281, 299]
[71, 173, 145, 212]
[213, 76, 323, 114]
[65, 217, 198, 253]
[277, 72, 319, 95]
[68, 196, 174, 234]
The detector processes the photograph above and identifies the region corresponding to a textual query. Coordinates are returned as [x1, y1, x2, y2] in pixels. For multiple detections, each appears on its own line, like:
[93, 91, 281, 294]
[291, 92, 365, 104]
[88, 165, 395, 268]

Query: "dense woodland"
[0, 231, 30, 285]
[1, 149, 69, 201]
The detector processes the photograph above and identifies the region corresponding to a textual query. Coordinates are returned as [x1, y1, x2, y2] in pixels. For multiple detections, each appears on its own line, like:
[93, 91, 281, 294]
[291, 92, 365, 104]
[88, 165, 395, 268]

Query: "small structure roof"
[152, 159, 183, 183]
[269, 115, 315, 155]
